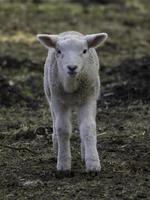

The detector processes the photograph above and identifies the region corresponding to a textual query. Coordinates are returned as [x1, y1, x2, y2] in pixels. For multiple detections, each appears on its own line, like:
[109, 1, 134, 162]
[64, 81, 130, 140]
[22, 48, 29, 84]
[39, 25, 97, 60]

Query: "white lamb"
[37, 31, 108, 172]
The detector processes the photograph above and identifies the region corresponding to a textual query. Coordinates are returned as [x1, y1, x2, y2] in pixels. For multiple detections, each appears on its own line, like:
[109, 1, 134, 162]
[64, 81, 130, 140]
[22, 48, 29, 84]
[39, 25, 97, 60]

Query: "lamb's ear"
[37, 34, 58, 49]
[85, 33, 108, 49]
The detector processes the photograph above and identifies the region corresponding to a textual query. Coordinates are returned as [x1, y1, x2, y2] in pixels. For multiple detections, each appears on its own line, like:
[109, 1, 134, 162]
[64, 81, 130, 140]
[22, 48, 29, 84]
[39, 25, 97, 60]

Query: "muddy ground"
[0, 1, 150, 199]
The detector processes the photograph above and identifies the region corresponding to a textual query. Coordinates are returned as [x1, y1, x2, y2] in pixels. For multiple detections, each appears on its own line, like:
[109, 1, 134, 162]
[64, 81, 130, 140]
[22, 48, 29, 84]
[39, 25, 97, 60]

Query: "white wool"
[37, 31, 108, 172]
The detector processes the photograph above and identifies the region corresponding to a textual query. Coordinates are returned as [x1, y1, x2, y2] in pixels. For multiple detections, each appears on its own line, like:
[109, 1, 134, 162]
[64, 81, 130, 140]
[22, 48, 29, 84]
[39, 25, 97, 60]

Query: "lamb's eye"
[57, 49, 61, 54]
[83, 49, 87, 54]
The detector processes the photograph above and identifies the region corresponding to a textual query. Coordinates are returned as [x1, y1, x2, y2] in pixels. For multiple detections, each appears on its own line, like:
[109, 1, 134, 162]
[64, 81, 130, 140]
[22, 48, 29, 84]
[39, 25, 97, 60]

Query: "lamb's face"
[55, 38, 88, 78]
[37, 32, 108, 78]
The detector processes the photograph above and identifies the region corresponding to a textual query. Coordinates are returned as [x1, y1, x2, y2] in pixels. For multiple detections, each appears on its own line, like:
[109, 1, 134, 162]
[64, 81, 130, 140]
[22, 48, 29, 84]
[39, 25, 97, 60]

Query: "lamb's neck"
[60, 75, 79, 93]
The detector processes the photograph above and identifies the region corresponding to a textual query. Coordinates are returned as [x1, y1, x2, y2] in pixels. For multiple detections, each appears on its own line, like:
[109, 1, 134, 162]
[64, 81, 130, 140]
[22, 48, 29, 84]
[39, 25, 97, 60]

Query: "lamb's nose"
[67, 65, 77, 72]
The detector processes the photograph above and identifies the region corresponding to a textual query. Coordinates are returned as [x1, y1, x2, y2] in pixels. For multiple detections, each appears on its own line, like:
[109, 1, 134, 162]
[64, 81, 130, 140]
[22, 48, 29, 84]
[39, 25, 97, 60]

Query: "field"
[0, 0, 150, 199]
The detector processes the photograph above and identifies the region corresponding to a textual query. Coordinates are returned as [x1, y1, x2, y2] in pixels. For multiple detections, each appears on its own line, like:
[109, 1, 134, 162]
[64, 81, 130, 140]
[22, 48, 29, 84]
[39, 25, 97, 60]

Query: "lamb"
[37, 31, 108, 172]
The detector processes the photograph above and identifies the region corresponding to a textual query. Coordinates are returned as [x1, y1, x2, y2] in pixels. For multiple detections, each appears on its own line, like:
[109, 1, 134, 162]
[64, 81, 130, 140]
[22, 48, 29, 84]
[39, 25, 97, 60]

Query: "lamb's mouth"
[67, 71, 77, 77]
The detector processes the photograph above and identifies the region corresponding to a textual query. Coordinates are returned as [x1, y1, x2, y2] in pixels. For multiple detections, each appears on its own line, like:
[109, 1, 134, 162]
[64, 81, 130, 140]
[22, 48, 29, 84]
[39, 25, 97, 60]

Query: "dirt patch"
[101, 57, 150, 106]
[0, 75, 38, 108]
[72, 0, 124, 5]
[0, 56, 41, 71]
[0, 75, 25, 106]
[0, 116, 150, 199]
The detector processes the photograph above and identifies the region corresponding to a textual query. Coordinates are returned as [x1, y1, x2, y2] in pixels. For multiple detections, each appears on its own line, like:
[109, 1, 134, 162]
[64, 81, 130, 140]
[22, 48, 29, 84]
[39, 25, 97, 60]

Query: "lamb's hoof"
[55, 170, 74, 179]
[87, 171, 100, 177]
[86, 160, 101, 174]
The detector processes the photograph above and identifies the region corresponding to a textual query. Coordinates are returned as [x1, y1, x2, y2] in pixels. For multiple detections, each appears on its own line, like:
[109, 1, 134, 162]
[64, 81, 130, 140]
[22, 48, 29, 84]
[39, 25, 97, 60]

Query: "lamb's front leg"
[78, 101, 101, 172]
[54, 105, 72, 171]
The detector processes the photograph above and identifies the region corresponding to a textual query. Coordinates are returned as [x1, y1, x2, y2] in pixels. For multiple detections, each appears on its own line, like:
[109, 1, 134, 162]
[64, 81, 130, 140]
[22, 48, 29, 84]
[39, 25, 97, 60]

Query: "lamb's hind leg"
[44, 74, 58, 156]
[81, 141, 85, 161]
[46, 97, 58, 157]
[51, 108, 58, 157]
